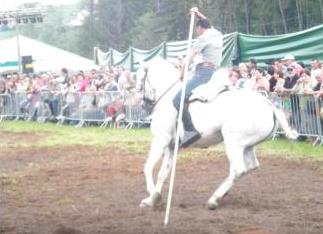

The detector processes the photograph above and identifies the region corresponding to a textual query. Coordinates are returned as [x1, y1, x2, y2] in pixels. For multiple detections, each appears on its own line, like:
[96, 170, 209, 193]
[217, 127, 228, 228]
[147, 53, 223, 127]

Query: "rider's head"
[196, 18, 211, 35]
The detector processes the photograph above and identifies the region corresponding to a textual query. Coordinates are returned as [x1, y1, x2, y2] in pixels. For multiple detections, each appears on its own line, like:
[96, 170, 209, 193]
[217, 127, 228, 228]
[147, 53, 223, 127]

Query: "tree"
[16, 0, 323, 58]
[130, 11, 167, 49]
[277, 0, 288, 33]
[296, 0, 303, 30]
[19, 5, 86, 56]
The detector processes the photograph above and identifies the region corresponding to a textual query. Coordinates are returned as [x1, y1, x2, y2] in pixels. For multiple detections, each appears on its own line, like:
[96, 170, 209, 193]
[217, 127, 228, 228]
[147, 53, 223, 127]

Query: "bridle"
[141, 66, 179, 111]
[141, 67, 155, 109]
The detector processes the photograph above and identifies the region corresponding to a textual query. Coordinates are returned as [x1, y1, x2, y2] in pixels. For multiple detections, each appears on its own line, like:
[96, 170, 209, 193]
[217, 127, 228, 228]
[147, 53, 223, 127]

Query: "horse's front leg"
[140, 135, 171, 208]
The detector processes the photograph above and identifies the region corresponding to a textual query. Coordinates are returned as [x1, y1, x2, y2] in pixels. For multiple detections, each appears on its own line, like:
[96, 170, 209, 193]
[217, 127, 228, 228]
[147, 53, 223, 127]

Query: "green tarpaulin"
[238, 24, 323, 67]
[95, 24, 323, 71]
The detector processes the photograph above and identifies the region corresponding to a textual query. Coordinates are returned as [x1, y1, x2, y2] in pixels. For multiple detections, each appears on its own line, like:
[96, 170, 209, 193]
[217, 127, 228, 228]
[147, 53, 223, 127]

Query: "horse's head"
[136, 61, 156, 111]
[136, 58, 180, 112]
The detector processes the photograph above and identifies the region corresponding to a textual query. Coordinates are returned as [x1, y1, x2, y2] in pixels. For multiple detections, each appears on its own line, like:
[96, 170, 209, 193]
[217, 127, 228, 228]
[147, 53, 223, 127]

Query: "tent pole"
[15, 23, 22, 74]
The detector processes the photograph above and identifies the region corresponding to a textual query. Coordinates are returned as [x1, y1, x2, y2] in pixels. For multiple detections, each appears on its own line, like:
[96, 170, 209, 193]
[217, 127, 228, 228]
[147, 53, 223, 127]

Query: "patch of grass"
[0, 172, 18, 194]
[259, 138, 323, 160]
[1, 121, 323, 160]
[1, 121, 151, 151]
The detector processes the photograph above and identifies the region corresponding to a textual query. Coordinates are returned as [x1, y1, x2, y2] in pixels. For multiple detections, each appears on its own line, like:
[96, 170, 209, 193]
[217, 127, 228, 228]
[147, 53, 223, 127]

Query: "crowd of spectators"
[228, 55, 323, 98]
[0, 55, 322, 133]
[225, 55, 323, 141]
[0, 66, 137, 95]
[0, 66, 138, 124]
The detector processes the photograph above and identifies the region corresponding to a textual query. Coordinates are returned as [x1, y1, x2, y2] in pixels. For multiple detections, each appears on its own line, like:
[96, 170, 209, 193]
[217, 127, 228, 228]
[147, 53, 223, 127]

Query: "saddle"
[189, 68, 231, 103]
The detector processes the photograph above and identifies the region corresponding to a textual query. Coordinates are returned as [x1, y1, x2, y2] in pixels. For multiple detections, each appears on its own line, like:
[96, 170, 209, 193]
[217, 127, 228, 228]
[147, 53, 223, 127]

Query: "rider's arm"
[190, 7, 207, 20]
[179, 49, 197, 81]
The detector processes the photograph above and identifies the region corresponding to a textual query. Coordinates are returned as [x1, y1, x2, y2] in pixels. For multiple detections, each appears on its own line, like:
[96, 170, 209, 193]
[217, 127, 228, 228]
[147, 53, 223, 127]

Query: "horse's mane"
[148, 57, 178, 75]
[147, 57, 180, 91]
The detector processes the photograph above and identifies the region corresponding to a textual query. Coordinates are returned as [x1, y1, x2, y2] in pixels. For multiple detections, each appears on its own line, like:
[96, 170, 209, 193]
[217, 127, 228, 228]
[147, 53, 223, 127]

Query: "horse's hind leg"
[155, 146, 174, 193]
[244, 146, 259, 172]
[207, 142, 247, 210]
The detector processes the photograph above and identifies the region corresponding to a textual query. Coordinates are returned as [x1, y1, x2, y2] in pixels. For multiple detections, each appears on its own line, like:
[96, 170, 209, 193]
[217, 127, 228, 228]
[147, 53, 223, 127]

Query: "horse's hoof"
[139, 201, 149, 208]
[151, 192, 161, 206]
[207, 199, 218, 210]
[140, 199, 151, 208]
[140, 193, 161, 208]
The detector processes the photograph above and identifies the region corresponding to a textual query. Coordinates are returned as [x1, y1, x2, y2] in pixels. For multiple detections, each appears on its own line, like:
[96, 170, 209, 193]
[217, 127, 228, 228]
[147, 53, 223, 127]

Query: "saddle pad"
[190, 68, 230, 102]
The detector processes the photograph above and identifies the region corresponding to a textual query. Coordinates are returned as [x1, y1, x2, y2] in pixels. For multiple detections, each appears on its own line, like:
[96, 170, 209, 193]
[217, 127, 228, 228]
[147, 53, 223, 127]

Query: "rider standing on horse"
[173, 7, 223, 148]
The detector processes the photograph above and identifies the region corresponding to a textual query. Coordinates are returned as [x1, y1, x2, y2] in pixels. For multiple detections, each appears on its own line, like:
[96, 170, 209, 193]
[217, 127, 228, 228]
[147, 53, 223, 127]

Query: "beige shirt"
[193, 28, 223, 67]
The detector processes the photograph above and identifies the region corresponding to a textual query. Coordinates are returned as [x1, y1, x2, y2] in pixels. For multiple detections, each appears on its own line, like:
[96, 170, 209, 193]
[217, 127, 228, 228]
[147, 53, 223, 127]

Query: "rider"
[173, 7, 223, 148]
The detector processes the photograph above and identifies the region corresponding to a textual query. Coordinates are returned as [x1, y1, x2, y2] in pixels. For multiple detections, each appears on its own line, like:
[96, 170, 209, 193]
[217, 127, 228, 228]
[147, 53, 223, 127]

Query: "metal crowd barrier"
[63, 91, 124, 127]
[0, 91, 322, 144]
[269, 92, 323, 145]
[0, 91, 150, 128]
[0, 93, 14, 121]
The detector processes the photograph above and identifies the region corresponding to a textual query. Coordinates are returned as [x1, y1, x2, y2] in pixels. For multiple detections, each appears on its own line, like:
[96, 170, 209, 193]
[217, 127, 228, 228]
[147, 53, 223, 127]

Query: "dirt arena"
[1, 132, 323, 234]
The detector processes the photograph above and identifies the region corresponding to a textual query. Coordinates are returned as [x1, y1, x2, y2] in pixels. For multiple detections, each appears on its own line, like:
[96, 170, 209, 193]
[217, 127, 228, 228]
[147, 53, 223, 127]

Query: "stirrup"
[180, 130, 201, 148]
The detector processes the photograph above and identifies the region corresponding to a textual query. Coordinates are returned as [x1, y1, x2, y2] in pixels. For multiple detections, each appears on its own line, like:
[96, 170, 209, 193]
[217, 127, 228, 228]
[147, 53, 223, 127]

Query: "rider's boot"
[180, 104, 201, 148]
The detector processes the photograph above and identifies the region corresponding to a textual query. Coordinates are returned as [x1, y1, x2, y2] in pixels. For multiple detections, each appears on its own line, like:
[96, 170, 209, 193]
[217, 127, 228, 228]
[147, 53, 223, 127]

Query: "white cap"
[281, 54, 295, 61]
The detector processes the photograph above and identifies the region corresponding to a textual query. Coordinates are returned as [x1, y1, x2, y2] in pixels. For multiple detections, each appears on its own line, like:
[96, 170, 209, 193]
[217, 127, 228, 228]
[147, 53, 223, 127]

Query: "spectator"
[292, 69, 314, 94]
[78, 74, 90, 92]
[253, 68, 270, 92]
[102, 70, 119, 92]
[117, 67, 127, 87]
[107, 94, 125, 128]
[122, 70, 136, 91]
[60, 68, 69, 84]
[313, 71, 323, 98]
[0, 78, 6, 94]
[118, 68, 134, 91]
[89, 69, 101, 89]
[248, 58, 257, 77]
[236, 62, 252, 89]
[310, 59, 320, 86]
[270, 70, 285, 93]
[61, 76, 79, 119]
[90, 68, 97, 79]
[229, 67, 240, 86]
[273, 58, 283, 73]
[283, 66, 300, 90]
[52, 68, 69, 91]
[45, 79, 61, 120]
[281, 54, 303, 78]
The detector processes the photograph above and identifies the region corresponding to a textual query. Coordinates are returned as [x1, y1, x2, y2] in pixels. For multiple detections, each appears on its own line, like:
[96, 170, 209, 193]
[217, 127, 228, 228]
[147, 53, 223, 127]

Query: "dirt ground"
[1, 132, 323, 234]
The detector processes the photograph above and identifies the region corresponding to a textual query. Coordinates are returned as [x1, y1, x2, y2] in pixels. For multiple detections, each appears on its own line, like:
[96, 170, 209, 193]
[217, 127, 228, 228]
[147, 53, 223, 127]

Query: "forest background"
[13, 0, 323, 59]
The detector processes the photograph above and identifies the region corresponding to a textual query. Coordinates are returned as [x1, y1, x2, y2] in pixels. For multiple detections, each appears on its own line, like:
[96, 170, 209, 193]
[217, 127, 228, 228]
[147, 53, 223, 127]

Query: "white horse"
[137, 57, 298, 209]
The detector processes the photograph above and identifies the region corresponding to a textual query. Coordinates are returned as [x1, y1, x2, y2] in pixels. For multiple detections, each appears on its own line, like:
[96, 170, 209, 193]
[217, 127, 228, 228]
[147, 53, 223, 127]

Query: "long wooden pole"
[164, 10, 196, 226]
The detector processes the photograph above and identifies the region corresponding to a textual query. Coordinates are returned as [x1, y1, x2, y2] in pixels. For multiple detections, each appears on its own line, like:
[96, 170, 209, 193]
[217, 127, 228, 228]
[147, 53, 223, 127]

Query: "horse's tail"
[272, 104, 299, 140]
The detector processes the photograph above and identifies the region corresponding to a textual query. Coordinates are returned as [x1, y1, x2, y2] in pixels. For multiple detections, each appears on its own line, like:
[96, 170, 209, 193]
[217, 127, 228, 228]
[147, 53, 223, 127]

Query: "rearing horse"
[137, 57, 298, 209]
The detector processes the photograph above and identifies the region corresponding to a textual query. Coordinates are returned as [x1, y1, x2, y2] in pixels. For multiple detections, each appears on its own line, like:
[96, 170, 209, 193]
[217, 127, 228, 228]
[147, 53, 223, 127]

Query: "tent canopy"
[0, 35, 98, 72]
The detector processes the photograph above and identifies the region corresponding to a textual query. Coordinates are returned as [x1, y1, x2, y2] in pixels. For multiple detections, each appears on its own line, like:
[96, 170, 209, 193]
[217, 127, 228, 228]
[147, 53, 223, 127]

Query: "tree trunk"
[272, 0, 278, 34]
[277, 0, 288, 33]
[295, 0, 303, 30]
[320, 0, 323, 21]
[89, 0, 94, 46]
[244, 0, 250, 34]
[156, 0, 160, 13]
[229, 0, 237, 32]
[305, 0, 310, 28]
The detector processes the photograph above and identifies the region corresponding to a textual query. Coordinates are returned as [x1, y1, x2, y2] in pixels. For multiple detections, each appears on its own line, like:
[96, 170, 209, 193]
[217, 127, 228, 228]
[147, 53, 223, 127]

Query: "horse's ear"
[139, 61, 148, 72]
